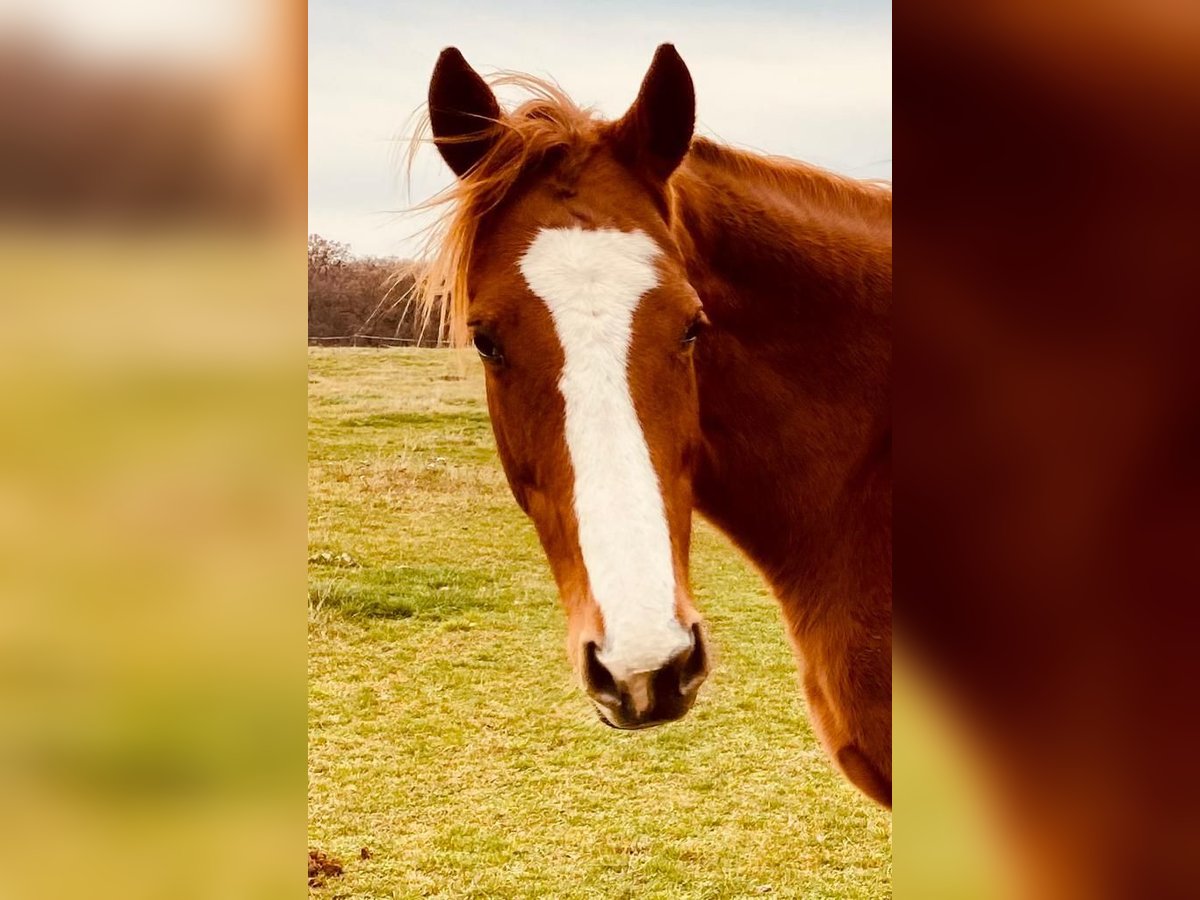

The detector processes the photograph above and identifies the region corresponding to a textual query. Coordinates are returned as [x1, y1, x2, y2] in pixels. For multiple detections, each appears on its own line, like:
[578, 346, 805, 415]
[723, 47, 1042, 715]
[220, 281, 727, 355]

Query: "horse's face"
[469, 182, 709, 729]
[428, 45, 710, 728]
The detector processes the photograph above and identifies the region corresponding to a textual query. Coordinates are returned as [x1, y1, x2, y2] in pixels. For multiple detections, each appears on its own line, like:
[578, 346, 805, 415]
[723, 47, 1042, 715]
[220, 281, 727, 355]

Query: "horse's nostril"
[583, 640, 620, 706]
[678, 623, 709, 695]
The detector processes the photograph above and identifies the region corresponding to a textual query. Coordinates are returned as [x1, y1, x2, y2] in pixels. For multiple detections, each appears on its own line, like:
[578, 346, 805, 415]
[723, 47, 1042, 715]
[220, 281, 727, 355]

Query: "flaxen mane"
[405, 73, 602, 346]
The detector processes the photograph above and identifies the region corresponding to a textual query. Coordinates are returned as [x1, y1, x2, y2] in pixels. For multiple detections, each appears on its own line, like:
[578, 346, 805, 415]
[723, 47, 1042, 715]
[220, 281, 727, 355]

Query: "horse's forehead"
[480, 155, 658, 256]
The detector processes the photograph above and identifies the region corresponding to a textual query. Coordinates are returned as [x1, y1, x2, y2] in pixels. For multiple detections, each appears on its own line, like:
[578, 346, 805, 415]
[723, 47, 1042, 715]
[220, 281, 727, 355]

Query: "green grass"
[308, 348, 891, 898]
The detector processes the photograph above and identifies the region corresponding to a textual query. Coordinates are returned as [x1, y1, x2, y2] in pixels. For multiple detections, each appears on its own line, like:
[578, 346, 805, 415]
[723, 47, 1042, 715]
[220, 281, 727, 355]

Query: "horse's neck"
[670, 144, 892, 595]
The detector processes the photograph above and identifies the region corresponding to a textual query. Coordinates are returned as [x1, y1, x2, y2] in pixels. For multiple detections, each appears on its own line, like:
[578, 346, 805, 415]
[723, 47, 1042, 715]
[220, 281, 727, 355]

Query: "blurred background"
[0, 1, 305, 897]
[899, 1, 1200, 897]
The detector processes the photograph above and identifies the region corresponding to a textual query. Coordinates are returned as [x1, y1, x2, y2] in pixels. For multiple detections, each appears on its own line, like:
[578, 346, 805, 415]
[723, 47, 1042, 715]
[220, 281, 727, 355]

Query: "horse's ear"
[610, 44, 695, 183]
[428, 47, 501, 178]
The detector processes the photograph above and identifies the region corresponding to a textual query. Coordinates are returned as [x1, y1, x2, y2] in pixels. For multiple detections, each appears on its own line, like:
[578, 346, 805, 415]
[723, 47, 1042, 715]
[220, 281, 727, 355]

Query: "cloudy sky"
[309, 0, 891, 258]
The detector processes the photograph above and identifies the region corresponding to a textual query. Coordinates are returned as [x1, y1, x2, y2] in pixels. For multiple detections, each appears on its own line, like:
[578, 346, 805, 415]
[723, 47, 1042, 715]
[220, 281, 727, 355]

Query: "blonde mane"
[404, 72, 602, 346]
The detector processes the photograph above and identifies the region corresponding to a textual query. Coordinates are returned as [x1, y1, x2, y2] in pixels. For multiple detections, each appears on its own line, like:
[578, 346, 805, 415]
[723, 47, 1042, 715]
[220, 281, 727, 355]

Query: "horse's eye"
[682, 312, 707, 346]
[472, 330, 503, 363]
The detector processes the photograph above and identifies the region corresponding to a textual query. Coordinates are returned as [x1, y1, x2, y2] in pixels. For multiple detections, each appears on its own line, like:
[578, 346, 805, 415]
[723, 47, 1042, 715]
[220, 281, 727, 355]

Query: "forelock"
[405, 73, 605, 347]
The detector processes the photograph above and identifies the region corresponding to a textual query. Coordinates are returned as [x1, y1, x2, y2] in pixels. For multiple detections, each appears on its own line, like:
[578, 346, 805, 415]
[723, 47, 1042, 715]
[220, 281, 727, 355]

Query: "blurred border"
[0, 2, 306, 896]
[897, 1, 1200, 896]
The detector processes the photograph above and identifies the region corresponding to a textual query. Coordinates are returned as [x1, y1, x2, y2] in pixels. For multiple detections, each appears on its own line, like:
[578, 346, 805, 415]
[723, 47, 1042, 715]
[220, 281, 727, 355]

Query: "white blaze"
[518, 226, 690, 679]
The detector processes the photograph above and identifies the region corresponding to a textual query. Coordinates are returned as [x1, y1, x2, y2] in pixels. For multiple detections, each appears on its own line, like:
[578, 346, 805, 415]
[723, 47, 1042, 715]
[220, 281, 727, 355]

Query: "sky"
[309, 0, 891, 258]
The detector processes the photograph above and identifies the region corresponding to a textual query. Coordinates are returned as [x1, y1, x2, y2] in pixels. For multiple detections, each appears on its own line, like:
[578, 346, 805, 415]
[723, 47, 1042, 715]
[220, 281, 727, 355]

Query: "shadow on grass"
[309, 565, 500, 620]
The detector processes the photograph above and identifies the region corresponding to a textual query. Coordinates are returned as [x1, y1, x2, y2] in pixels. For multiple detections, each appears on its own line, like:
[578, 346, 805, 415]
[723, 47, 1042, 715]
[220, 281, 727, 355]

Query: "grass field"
[308, 348, 891, 899]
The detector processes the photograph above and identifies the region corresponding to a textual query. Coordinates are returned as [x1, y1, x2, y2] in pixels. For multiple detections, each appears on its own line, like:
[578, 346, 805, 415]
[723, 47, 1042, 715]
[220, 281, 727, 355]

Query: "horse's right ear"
[428, 47, 500, 179]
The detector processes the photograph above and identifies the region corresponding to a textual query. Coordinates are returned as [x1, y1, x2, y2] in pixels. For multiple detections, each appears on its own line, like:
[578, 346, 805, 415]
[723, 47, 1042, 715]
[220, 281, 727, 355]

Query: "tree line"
[308, 235, 447, 346]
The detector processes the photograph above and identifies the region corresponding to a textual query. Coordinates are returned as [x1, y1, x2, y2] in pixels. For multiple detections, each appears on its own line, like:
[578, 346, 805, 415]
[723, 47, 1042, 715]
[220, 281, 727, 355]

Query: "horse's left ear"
[610, 44, 695, 183]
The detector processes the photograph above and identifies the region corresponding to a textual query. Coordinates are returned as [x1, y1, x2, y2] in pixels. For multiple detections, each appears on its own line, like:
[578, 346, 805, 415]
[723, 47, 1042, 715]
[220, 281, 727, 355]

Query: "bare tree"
[307, 235, 443, 345]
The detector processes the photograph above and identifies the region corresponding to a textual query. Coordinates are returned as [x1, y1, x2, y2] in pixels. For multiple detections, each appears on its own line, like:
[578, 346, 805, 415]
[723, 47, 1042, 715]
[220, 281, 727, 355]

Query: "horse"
[414, 44, 892, 807]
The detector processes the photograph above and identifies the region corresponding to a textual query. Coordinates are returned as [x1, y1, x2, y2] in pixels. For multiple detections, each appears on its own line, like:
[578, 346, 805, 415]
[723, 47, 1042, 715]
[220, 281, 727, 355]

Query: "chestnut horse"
[416, 44, 891, 807]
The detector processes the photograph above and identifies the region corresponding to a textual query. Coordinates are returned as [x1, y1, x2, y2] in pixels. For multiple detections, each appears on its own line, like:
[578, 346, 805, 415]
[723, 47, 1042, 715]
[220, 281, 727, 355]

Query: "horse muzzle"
[583, 623, 709, 729]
